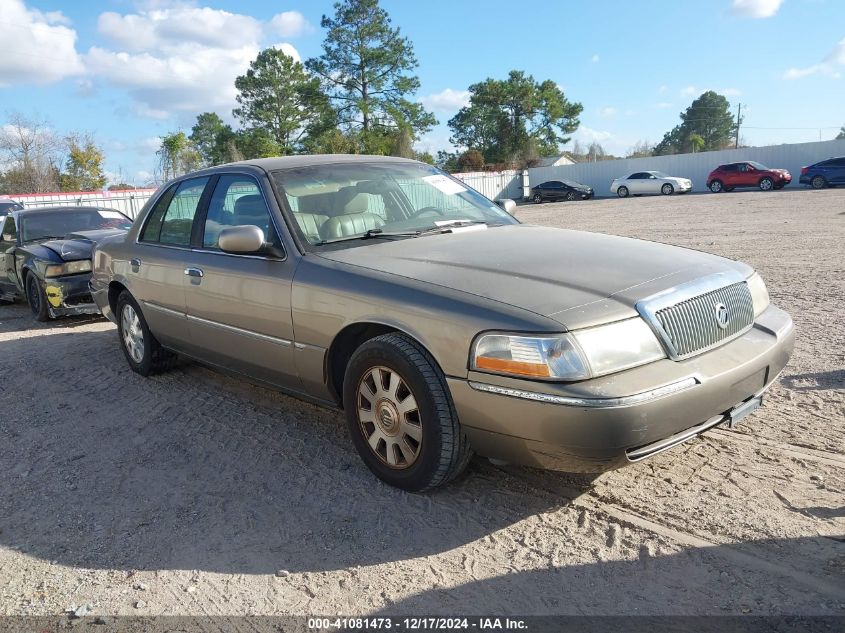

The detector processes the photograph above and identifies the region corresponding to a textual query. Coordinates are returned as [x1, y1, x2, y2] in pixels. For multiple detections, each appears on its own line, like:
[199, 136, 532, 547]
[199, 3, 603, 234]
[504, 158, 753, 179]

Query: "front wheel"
[532, 193, 542, 204]
[811, 175, 827, 189]
[116, 291, 177, 376]
[661, 183, 674, 195]
[759, 177, 774, 191]
[616, 186, 629, 198]
[709, 180, 723, 193]
[343, 333, 472, 491]
[565, 191, 576, 201]
[25, 274, 50, 322]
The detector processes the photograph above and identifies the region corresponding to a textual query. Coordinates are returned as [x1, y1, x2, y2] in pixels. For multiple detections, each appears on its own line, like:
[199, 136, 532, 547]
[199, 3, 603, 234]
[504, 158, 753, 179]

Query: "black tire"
[811, 175, 827, 189]
[661, 183, 674, 195]
[617, 186, 629, 198]
[532, 193, 542, 204]
[343, 333, 472, 492]
[759, 177, 774, 191]
[116, 290, 177, 377]
[565, 191, 576, 201]
[709, 180, 723, 193]
[25, 273, 50, 322]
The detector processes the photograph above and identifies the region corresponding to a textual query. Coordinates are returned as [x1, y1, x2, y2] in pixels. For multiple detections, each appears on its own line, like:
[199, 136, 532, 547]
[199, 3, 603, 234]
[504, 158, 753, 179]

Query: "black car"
[0, 206, 133, 320]
[530, 180, 594, 203]
[799, 156, 845, 189]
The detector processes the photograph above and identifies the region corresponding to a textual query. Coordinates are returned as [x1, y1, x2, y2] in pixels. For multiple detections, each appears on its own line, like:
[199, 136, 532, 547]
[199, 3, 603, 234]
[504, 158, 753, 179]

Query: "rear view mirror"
[498, 198, 517, 217]
[218, 225, 265, 253]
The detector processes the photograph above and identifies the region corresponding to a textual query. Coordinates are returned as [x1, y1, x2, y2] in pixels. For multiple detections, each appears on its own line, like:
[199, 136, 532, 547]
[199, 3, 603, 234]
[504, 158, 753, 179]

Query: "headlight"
[747, 272, 769, 317]
[45, 260, 92, 277]
[471, 318, 666, 382]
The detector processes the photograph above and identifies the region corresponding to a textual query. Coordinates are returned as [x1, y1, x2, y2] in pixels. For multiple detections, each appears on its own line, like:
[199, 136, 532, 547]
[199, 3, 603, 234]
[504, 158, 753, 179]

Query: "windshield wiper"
[416, 220, 490, 236]
[315, 228, 421, 245]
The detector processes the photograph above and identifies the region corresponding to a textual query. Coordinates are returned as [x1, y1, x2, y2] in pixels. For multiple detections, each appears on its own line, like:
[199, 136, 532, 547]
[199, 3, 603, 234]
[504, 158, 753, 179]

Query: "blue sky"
[1, 0, 842, 186]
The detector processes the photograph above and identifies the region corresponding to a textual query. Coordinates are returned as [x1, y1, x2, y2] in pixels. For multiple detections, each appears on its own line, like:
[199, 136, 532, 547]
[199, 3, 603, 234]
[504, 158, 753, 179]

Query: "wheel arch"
[325, 320, 440, 408]
[107, 280, 129, 317]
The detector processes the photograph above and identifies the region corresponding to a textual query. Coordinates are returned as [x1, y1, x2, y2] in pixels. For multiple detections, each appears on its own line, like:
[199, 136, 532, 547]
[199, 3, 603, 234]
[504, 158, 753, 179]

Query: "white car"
[610, 171, 693, 197]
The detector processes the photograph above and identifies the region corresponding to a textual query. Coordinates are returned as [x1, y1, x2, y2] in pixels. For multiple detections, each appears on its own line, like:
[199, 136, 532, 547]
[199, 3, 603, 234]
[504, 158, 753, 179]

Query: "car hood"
[39, 229, 127, 261]
[317, 225, 752, 330]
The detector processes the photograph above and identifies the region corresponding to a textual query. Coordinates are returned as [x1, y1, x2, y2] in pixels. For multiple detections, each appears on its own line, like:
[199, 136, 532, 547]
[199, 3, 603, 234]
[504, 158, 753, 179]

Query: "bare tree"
[0, 112, 64, 193]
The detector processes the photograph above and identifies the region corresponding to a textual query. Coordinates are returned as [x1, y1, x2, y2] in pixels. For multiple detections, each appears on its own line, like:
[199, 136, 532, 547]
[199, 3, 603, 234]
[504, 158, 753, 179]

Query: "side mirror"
[218, 225, 266, 254]
[498, 198, 517, 217]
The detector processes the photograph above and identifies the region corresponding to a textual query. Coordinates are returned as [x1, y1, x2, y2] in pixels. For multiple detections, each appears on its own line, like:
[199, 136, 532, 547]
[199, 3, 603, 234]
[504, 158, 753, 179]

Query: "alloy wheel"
[710, 181, 723, 193]
[812, 176, 826, 189]
[357, 365, 422, 469]
[121, 304, 145, 364]
[760, 178, 773, 191]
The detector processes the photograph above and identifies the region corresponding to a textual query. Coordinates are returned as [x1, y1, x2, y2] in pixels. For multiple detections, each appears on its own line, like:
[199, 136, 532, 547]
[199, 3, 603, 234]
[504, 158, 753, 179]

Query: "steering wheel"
[409, 206, 445, 218]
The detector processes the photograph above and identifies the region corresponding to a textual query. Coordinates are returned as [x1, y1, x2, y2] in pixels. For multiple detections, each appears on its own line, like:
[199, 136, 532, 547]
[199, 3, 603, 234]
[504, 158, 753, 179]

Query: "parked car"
[530, 180, 594, 203]
[610, 171, 692, 198]
[0, 206, 133, 320]
[707, 161, 791, 193]
[90, 156, 794, 491]
[0, 198, 23, 214]
[799, 156, 845, 189]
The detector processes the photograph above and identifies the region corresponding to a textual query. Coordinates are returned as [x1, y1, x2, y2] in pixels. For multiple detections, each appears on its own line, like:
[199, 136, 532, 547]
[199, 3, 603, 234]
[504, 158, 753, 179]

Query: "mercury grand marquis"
[90, 156, 794, 491]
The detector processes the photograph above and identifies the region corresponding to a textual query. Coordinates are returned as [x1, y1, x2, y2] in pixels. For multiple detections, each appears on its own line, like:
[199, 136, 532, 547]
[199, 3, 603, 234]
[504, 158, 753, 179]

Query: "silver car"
[90, 156, 794, 491]
[611, 171, 693, 197]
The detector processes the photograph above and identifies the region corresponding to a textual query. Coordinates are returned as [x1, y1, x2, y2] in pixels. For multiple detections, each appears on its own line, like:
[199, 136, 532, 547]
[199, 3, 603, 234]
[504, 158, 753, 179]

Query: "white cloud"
[598, 107, 617, 117]
[680, 85, 699, 97]
[85, 6, 302, 119]
[419, 88, 471, 113]
[783, 38, 845, 79]
[730, 0, 784, 18]
[270, 11, 311, 37]
[591, 54, 600, 63]
[658, 85, 668, 94]
[0, 0, 84, 85]
[138, 137, 163, 153]
[413, 131, 456, 155]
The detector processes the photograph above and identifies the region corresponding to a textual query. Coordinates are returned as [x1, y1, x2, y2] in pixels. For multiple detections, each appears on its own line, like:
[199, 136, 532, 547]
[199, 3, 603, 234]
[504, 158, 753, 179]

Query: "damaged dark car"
[0, 206, 133, 320]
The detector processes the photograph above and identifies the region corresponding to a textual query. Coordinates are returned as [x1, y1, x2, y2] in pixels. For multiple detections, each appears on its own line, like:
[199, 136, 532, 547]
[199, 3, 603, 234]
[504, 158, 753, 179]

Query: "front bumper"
[43, 273, 100, 317]
[448, 304, 794, 472]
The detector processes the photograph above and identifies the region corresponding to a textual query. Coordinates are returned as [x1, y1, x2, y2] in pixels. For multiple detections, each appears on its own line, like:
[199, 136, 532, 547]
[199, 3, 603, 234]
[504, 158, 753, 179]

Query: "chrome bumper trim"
[467, 377, 698, 408]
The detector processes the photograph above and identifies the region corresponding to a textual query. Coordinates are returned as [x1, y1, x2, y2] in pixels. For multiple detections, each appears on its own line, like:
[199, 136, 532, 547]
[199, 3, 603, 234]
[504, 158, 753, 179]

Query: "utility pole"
[735, 103, 742, 149]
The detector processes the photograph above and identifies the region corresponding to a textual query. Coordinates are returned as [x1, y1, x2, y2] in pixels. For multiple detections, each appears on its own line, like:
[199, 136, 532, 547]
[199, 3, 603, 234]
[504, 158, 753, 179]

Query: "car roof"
[230, 154, 422, 171]
[12, 205, 125, 217]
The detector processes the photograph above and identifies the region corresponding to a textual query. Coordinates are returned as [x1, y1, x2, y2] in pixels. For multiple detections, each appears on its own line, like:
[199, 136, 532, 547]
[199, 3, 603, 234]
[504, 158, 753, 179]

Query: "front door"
[0, 216, 20, 295]
[183, 174, 298, 388]
[129, 176, 211, 350]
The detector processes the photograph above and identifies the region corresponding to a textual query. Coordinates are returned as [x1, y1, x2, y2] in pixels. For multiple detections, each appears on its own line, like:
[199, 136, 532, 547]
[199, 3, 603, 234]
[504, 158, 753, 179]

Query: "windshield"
[0, 201, 23, 213]
[20, 209, 132, 242]
[747, 161, 770, 170]
[650, 171, 669, 178]
[271, 162, 518, 246]
[562, 179, 587, 188]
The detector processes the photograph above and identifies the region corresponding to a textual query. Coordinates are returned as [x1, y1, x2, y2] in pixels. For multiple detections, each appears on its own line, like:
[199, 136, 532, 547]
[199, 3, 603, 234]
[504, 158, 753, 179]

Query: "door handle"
[184, 267, 204, 278]
[130, 258, 141, 271]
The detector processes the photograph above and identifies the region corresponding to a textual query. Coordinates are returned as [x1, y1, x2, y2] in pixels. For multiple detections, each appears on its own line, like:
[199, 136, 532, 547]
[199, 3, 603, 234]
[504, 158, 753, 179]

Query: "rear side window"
[141, 177, 209, 245]
[203, 175, 278, 249]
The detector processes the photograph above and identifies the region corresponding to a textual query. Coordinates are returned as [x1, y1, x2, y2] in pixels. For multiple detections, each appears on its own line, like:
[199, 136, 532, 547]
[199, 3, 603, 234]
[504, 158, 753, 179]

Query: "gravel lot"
[0, 189, 842, 618]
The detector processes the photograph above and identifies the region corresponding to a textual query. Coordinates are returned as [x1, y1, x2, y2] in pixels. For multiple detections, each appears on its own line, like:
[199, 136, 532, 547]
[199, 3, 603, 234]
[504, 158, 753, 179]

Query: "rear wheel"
[343, 333, 472, 491]
[116, 291, 177, 376]
[617, 186, 629, 198]
[811, 175, 827, 189]
[25, 274, 50, 322]
[759, 177, 774, 191]
[709, 180, 723, 193]
[661, 183, 674, 195]
[532, 193, 542, 204]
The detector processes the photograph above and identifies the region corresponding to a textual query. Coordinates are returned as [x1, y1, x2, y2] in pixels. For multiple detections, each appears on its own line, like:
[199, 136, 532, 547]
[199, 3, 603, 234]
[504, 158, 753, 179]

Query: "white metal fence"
[452, 169, 523, 201]
[8, 189, 157, 219]
[527, 139, 845, 197]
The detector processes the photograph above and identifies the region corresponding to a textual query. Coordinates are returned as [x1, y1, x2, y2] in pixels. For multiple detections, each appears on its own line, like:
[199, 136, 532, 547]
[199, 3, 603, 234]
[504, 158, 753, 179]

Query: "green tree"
[60, 137, 107, 191]
[448, 70, 583, 164]
[457, 149, 484, 171]
[233, 127, 283, 160]
[836, 126, 845, 140]
[305, 0, 436, 153]
[157, 132, 201, 181]
[190, 112, 236, 166]
[688, 133, 705, 153]
[654, 91, 738, 155]
[234, 48, 330, 155]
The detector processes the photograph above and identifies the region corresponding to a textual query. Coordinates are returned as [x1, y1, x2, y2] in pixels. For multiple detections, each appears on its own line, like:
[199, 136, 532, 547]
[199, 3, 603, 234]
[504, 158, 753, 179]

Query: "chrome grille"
[653, 282, 754, 359]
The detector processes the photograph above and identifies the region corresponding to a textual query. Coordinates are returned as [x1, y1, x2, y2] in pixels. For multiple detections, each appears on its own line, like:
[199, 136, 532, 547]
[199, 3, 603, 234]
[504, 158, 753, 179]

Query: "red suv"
[707, 161, 791, 193]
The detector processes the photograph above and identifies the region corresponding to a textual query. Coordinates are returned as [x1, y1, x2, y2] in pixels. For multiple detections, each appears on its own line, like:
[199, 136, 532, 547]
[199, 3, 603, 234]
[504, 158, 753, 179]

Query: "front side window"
[272, 162, 517, 246]
[203, 175, 278, 249]
[140, 177, 208, 246]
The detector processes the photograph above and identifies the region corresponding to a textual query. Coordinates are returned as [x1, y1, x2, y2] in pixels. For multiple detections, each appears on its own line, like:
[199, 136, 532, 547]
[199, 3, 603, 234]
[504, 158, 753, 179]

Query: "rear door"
[182, 173, 299, 388]
[0, 215, 18, 294]
[129, 176, 210, 350]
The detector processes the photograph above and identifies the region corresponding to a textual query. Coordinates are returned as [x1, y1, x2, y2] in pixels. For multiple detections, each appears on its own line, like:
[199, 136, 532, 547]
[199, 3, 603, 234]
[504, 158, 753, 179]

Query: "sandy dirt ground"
[0, 189, 842, 618]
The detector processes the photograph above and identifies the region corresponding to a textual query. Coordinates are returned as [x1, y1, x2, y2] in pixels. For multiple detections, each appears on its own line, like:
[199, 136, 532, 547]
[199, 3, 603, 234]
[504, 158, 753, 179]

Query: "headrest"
[343, 193, 370, 214]
[233, 194, 266, 218]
